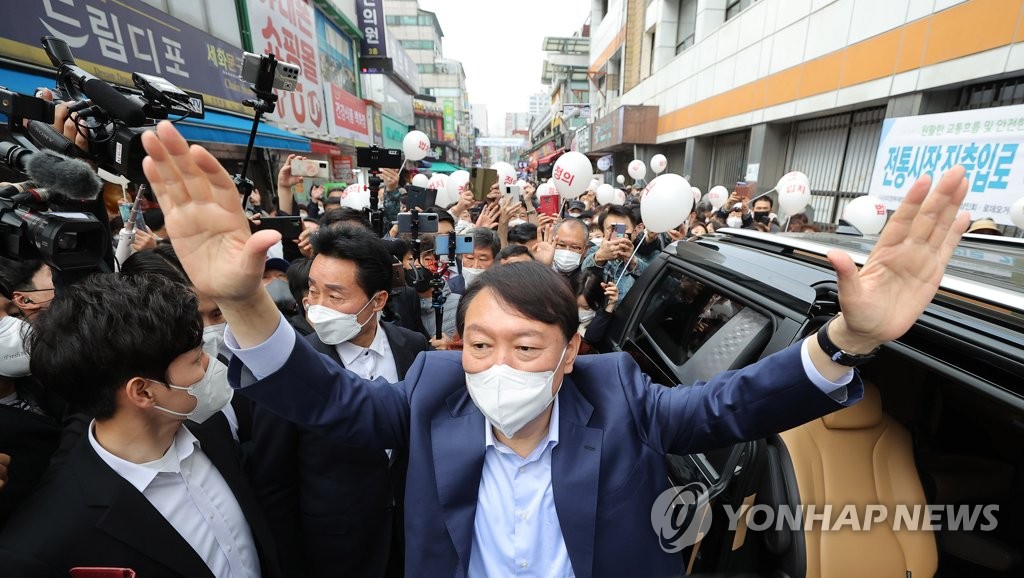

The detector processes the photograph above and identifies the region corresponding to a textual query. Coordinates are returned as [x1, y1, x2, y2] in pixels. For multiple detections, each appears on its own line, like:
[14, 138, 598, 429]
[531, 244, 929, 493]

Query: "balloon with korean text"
[551, 151, 593, 200]
[842, 195, 888, 234]
[628, 159, 647, 180]
[491, 162, 517, 187]
[707, 185, 729, 210]
[776, 171, 811, 215]
[402, 131, 431, 161]
[650, 154, 667, 174]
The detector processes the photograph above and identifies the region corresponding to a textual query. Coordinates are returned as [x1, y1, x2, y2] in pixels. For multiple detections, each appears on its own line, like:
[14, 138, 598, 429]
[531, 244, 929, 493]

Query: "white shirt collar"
[88, 420, 200, 493]
[335, 322, 388, 366]
[484, 395, 560, 453]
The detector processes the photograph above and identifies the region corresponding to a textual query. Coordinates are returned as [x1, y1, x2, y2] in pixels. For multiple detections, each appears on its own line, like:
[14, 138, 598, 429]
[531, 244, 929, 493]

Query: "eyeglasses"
[554, 241, 586, 253]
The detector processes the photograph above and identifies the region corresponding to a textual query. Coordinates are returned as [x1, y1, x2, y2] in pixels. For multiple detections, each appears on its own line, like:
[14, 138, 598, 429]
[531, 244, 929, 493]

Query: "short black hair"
[597, 204, 637, 231]
[469, 227, 501, 258]
[320, 207, 371, 230]
[457, 261, 577, 342]
[286, 257, 313, 307]
[119, 246, 189, 285]
[309, 223, 393, 298]
[0, 257, 45, 297]
[109, 215, 124, 236]
[577, 269, 606, 311]
[381, 238, 411, 263]
[507, 222, 538, 245]
[496, 244, 534, 262]
[142, 209, 165, 232]
[752, 196, 774, 209]
[28, 273, 202, 419]
[428, 206, 455, 226]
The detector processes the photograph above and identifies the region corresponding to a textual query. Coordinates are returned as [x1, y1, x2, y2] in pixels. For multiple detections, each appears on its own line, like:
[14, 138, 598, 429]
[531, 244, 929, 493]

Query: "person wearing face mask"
[145, 120, 970, 578]
[448, 227, 501, 295]
[0, 273, 283, 577]
[400, 240, 461, 341]
[248, 223, 430, 578]
[550, 219, 590, 293]
[574, 270, 620, 355]
[751, 195, 781, 232]
[0, 314, 67, 530]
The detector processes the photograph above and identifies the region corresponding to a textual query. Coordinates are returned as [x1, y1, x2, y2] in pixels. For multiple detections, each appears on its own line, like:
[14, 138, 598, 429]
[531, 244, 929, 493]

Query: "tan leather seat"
[778, 381, 938, 578]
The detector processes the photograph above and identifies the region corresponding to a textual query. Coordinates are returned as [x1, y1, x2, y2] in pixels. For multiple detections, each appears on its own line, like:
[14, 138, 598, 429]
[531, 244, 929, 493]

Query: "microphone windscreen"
[25, 150, 103, 201]
[82, 77, 146, 126]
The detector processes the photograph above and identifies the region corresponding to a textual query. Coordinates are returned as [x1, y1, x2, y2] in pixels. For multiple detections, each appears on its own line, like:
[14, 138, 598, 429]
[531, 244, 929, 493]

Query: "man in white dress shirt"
[0, 273, 282, 578]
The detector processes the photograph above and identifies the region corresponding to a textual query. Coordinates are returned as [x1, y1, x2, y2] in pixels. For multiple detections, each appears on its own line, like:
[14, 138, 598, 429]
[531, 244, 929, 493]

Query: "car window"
[639, 268, 771, 380]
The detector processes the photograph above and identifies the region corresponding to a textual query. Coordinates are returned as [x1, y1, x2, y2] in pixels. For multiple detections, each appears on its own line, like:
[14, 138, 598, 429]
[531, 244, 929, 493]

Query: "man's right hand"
[594, 236, 631, 265]
[142, 121, 281, 346]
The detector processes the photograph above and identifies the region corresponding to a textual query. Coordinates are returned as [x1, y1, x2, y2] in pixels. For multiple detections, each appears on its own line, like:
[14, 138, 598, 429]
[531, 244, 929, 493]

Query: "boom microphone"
[25, 150, 102, 201]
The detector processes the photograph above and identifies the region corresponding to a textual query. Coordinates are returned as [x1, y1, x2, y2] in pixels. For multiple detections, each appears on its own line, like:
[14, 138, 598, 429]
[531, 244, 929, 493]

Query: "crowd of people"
[0, 108, 972, 577]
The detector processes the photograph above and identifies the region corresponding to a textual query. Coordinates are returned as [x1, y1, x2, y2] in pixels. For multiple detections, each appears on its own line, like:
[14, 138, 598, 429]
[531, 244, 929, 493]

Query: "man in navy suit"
[141, 121, 971, 578]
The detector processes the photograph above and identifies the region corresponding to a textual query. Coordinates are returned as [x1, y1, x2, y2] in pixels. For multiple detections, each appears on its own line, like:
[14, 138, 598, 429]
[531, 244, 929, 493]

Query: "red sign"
[330, 84, 369, 136]
[332, 155, 354, 182]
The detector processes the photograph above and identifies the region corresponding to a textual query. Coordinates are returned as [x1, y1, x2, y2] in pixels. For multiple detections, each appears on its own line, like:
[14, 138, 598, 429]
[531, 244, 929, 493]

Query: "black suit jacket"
[248, 322, 429, 578]
[0, 422, 283, 578]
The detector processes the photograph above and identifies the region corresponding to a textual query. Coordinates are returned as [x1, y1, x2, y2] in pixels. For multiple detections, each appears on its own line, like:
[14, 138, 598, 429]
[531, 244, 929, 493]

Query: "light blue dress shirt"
[467, 398, 574, 578]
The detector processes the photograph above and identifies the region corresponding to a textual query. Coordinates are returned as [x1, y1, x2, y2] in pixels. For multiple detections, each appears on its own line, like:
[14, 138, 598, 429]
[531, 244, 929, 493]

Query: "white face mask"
[465, 346, 568, 438]
[307, 298, 376, 345]
[726, 216, 744, 229]
[0, 316, 31, 378]
[202, 323, 226, 359]
[152, 357, 233, 424]
[552, 249, 582, 273]
[461, 267, 485, 288]
[578, 308, 596, 324]
[590, 238, 603, 247]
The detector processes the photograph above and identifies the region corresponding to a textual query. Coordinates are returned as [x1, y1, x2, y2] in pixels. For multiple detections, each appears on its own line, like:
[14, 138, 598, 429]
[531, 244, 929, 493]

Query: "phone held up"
[397, 212, 439, 234]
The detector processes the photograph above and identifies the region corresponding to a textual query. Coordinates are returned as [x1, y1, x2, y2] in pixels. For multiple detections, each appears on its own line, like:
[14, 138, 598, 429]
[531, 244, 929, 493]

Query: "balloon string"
[615, 240, 645, 287]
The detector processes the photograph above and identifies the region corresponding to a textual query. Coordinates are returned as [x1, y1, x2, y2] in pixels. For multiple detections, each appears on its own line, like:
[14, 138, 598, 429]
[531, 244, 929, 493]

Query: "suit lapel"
[431, 386, 486, 575]
[382, 322, 417, 376]
[306, 333, 342, 365]
[552, 377, 602, 578]
[189, 424, 280, 577]
[73, 437, 214, 578]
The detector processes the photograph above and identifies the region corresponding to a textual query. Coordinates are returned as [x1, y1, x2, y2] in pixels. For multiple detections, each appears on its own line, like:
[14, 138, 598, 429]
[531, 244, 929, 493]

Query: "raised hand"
[827, 166, 970, 353]
[141, 121, 279, 305]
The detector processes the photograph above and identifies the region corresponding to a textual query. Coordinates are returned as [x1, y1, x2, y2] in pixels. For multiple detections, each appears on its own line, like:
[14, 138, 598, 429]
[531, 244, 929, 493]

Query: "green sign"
[382, 114, 406, 149]
[443, 100, 455, 141]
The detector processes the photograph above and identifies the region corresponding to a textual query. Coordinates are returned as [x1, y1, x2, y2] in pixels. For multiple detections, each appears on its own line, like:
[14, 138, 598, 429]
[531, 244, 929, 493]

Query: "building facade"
[589, 0, 1024, 230]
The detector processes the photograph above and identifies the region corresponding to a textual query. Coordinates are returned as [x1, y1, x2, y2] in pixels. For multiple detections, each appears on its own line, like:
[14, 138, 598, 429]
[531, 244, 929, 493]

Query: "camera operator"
[0, 273, 283, 577]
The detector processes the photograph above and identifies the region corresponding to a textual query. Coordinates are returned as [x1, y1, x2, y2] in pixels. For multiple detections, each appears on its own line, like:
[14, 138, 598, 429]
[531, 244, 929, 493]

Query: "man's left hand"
[828, 166, 970, 353]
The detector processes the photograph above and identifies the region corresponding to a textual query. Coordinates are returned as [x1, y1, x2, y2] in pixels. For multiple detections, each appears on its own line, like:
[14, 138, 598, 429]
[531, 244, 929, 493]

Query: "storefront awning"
[427, 162, 464, 174]
[0, 67, 310, 152]
[538, 148, 565, 165]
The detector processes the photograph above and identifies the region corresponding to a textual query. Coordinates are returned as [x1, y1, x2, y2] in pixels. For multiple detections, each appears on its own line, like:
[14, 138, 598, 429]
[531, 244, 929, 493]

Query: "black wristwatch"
[816, 315, 879, 367]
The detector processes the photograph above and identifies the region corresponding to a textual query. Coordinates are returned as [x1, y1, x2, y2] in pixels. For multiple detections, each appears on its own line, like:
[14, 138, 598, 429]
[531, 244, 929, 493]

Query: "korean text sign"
[247, 0, 326, 134]
[869, 105, 1024, 226]
[0, 0, 250, 113]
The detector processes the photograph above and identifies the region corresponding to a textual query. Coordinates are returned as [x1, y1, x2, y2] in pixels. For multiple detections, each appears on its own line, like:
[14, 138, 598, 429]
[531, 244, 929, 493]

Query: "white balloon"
[707, 185, 729, 210]
[627, 159, 647, 180]
[691, 186, 702, 205]
[445, 170, 470, 205]
[402, 130, 431, 161]
[650, 154, 668, 174]
[411, 174, 429, 188]
[491, 161, 517, 187]
[589, 179, 600, 192]
[338, 183, 370, 210]
[616, 174, 625, 185]
[641, 174, 693, 233]
[536, 182, 556, 197]
[613, 189, 626, 206]
[1010, 197, 1024, 229]
[426, 172, 448, 191]
[842, 195, 888, 235]
[515, 179, 527, 188]
[551, 151, 593, 200]
[595, 183, 616, 205]
[776, 171, 811, 215]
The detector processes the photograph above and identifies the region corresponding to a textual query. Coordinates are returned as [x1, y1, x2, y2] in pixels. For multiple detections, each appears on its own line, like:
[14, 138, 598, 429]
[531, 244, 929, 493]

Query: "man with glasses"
[0, 260, 54, 323]
[550, 219, 590, 293]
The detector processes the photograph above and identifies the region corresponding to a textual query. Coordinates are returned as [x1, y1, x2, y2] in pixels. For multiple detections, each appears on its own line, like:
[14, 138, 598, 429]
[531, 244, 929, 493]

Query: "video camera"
[39, 35, 204, 183]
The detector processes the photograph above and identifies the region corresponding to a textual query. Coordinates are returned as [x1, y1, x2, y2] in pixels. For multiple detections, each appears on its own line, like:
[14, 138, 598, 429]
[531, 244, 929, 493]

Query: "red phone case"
[69, 568, 137, 578]
[538, 195, 560, 216]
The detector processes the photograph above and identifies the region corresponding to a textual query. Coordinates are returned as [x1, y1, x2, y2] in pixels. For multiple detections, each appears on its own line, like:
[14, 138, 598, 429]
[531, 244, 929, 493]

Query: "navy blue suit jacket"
[231, 337, 861, 578]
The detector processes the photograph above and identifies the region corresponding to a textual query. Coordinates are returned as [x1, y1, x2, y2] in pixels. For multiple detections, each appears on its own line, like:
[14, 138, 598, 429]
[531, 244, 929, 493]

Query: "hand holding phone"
[503, 185, 522, 206]
[538, 195, 560, 217]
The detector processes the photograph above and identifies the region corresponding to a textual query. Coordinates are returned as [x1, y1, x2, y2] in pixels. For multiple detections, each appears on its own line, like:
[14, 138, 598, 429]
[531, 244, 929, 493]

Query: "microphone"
[9, 188, 71, 204]
[24, 149, 102, 201]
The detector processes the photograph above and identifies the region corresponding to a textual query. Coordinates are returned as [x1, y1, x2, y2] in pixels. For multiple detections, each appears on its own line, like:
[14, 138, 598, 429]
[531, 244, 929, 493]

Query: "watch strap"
[816, 316, 879, 367]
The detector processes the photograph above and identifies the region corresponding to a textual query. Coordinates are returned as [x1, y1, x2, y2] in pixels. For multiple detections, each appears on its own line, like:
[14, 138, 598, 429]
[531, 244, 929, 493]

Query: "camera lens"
[57, 231, 79, 250]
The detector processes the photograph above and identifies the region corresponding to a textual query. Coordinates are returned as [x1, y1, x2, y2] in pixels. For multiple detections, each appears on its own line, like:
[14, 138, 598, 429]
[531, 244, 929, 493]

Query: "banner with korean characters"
[0, 0, 250, 113]
[869, 105, 1024, 226]
[247, 0, 327, 134]
[325, 82, 369, 143]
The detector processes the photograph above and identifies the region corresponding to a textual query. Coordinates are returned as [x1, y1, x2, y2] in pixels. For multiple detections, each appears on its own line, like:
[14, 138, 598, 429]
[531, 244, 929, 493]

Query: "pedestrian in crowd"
[140, 119, 970, 578]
